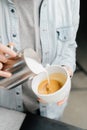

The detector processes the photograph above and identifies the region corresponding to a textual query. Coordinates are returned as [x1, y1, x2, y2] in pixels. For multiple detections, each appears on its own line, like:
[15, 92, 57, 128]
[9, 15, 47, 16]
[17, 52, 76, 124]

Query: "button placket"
[15, 86, 24, 112]
[7, 3, 23, 111]
[40, 1, 49, 64]
[9, 4, 21, 50]
[10, 7, 17, 39]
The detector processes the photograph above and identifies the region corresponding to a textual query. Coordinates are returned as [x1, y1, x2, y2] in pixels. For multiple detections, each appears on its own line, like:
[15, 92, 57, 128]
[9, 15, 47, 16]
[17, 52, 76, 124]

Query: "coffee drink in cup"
[38, 73, 67, 95]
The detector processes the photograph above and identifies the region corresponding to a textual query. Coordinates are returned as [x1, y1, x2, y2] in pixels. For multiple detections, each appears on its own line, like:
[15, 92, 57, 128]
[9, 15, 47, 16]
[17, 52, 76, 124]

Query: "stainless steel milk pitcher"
[0, 48, 40, 89]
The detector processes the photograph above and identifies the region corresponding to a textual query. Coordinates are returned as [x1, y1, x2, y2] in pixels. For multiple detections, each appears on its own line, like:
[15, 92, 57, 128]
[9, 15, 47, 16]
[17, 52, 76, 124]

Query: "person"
[0, 0, 80, 120]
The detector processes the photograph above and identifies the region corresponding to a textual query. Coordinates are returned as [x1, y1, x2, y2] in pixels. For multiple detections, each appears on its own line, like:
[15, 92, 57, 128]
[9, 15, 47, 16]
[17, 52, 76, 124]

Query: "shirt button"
[16, 92, 20, 95]
[57, 31, 60, 36]
[13, 34, 17, 37]
[11, 9, 15, 13]
[18, 105, 21, 108]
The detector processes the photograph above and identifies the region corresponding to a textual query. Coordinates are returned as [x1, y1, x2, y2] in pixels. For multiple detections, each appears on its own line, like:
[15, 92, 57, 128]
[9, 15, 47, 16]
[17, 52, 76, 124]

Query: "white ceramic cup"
[32, 65, 71, 104]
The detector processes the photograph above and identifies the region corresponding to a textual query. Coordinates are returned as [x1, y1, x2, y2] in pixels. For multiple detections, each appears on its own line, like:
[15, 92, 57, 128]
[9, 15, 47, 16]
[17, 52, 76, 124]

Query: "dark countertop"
[20, 112, 84, 130]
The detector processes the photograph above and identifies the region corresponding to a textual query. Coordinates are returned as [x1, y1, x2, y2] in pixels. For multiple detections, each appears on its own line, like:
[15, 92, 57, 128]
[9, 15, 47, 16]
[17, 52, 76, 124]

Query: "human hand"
[37, 98, 47, 104]
[0, 43, 17, 78]
[62, 65, 73, 78]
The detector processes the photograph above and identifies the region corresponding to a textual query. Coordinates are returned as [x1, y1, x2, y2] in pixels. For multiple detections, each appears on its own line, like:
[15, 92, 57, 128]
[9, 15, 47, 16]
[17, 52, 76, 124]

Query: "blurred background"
[61, 0, 87, 129]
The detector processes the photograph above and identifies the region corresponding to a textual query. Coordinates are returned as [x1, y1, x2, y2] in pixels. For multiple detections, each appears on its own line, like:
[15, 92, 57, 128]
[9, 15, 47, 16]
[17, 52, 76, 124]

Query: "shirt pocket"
[56, 26, 75, 56]
[56, 26, 74, 42]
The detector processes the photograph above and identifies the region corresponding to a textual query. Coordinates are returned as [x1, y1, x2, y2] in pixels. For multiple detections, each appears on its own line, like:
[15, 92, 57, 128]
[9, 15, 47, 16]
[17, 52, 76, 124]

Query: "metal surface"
[0, 48, 40, 89]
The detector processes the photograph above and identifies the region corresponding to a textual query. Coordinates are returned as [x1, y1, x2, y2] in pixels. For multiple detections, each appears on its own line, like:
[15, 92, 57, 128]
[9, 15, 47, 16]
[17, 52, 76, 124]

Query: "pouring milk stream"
[25, 57, 50, 84]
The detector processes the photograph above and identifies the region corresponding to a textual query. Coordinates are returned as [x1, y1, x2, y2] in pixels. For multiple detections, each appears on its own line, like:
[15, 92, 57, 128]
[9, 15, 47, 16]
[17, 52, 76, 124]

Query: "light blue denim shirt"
[0, 0, 80, 112]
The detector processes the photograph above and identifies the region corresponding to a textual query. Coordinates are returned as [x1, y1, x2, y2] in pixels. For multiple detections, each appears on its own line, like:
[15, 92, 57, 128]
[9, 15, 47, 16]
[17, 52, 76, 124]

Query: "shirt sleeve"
[52, 0, 80, 73]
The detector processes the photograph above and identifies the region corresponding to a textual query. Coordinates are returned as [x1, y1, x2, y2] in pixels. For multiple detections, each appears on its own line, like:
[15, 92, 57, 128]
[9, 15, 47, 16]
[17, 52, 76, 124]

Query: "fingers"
[0, 62, 3, 69]
[62, 65, 73, 78]
[37, 98, 47, 104]
[0, 62, 12, 78]
[0, 43, 16, 78]
[0, 43, 17, 57]
[0, 53, 7, 63]
[0, 70, 12, 78]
